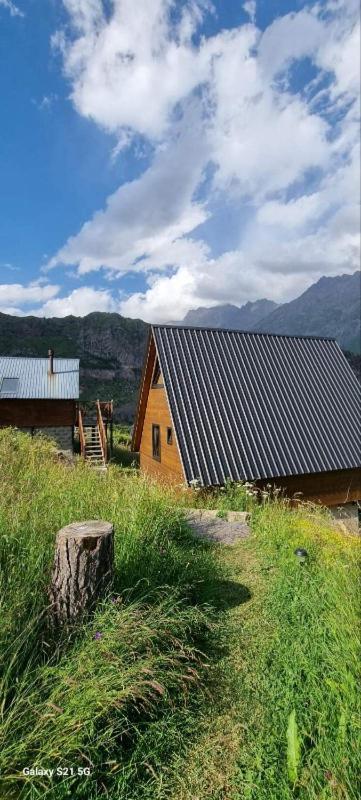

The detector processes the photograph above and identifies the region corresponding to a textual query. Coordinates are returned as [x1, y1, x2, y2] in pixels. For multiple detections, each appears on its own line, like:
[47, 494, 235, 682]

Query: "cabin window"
[167, 427, 173, 445]
[152, 360, 164, 387]
[0, 377, 19, 395]
[152, 424, 161, 461]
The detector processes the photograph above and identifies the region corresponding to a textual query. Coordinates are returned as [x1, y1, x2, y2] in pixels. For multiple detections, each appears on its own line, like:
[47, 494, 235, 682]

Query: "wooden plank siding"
[0, 399, 77, 427]
[256, 467, 361, 506]
[139, 384, 184, 483]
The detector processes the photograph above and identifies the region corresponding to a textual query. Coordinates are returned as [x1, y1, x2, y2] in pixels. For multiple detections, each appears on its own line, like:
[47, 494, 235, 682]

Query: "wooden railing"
[96, 399, 108, 464]
[78, 408, 86, 457]
[98, 400, 113, 422]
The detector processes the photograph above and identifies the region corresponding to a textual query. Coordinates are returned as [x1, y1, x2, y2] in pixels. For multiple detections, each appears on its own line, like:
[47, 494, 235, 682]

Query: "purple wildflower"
[94, 631, 102, 640]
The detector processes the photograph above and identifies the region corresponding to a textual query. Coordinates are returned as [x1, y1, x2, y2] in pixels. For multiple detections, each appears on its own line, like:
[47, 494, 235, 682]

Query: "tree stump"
[49, 520, 114, 625]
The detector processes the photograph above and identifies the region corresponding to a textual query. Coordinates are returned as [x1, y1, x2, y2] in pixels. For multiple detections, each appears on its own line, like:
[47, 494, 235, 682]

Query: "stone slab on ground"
[329, 503, 360, 535]
[183, 509, 251, 545]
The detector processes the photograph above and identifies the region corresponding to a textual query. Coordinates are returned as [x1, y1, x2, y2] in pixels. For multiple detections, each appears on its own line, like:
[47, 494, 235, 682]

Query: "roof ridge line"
[151, 324, 337, 342]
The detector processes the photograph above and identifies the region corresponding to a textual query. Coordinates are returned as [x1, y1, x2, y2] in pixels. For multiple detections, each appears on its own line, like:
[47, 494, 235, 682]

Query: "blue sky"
[0, 0, 359, 320]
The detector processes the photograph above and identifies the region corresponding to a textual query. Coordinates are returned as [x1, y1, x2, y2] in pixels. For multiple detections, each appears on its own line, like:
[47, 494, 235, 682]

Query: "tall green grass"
[0, 429, 224, 799]
[0, 429, 359, 800]
[156, 504, 360, 800]
[179, 477, 254, 513]
[232, 503, 361, 800]
[1, 593, 213, 799]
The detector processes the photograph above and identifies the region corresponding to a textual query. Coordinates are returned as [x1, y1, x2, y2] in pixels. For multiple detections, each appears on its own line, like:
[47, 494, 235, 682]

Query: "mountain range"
[182, 298, 278, 330]
[0, 271, 359, 420]
[180, 271, 360, 353]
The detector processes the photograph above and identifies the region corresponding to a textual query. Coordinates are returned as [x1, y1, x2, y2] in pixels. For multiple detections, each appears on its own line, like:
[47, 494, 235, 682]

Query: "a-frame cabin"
[132, 325, 361, 506]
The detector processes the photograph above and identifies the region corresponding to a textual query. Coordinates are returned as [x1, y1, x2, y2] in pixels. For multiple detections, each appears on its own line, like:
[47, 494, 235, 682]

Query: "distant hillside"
[182, 299, 278, 329]
[0, 312, 149, 421]
[257, 271, 360, 352]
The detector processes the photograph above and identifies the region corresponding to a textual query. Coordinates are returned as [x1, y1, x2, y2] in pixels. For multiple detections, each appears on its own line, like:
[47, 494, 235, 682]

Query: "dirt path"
[168, 533, 266, 800]
[183, 509, 251, 545]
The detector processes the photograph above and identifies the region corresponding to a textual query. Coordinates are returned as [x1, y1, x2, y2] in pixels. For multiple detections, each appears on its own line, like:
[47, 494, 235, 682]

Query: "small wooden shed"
[132, 326, 361, 506]
[0, 350, 79, 453]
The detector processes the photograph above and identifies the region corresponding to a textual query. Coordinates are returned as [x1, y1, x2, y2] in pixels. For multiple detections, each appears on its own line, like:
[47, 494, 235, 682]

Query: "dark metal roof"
[0, 357, 79, 399]
[152, 325, 361, 486]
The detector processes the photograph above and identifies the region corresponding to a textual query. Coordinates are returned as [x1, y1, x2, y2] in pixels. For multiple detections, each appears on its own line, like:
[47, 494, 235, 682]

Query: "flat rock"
[183, 509, 251, 545]
[329, 503, 360, 536]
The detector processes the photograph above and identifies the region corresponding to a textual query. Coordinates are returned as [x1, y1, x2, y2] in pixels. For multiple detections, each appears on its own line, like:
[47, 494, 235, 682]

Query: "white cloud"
[0, 283, 59, 307]
[0, 0, 24, 17]
[119, 251, 323, 323]
[48, 105, 209, 274]
[119, 220, 359, 323]
[258, 9, 324, 78]
[0, 283, 124, 318]
[120, 134, 360, 322]
[243, 1, 256, 24]
[258, 2, 360, 118]
[257, 139, 360, 231]
[208, 27, 329, 197]
[0, 306, 23, 315]
[316, 8, 360, 104]
[53, 0, 211, 138]
[35, 286, 117, 317]
[48, 0, 360, 322]
[257, 194, 324, 230]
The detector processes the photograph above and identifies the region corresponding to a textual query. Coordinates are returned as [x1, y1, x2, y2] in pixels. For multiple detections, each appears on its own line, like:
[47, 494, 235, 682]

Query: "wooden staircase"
[78, 401, 108, 470]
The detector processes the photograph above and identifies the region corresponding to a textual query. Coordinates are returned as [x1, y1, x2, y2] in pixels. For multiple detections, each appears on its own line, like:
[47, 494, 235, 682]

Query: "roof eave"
[131, 328, 155, 451]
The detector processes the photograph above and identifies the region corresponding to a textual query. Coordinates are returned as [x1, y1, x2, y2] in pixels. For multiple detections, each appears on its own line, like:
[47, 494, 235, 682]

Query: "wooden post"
[78, 407, 86, 457]
[96, 399, 108, 463]
[49, 520, 114, 625]
[110, 400, 114, 457]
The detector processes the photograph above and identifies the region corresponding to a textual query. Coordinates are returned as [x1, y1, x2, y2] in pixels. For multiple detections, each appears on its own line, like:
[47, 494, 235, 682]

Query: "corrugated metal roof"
[0, 357, 79, 399]
[153, 325, 361, 486]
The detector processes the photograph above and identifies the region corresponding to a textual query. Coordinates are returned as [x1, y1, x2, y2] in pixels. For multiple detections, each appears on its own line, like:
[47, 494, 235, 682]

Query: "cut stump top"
[56, 520, 114, 540]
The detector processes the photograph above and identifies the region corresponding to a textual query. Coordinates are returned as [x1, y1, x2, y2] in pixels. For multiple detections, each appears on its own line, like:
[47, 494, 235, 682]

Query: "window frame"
[167, 427, 173, 445]
[152, 423, 161, 461]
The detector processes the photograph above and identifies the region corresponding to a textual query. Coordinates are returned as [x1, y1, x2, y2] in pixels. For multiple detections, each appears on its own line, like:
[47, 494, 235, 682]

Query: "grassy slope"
[0, 430, 359, 799]
[0, 430, 226, 799]
[165, 507, 360, 800]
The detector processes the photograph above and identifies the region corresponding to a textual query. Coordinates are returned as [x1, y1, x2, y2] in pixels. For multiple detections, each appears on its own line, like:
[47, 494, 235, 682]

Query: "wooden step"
[77, 410, 108, 471]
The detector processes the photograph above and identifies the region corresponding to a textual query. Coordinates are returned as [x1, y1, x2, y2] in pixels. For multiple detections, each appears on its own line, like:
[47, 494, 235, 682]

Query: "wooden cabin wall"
[0, 399, 77, 427]
[256, 467, 361, 506]
[139, 384, 184, 483]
